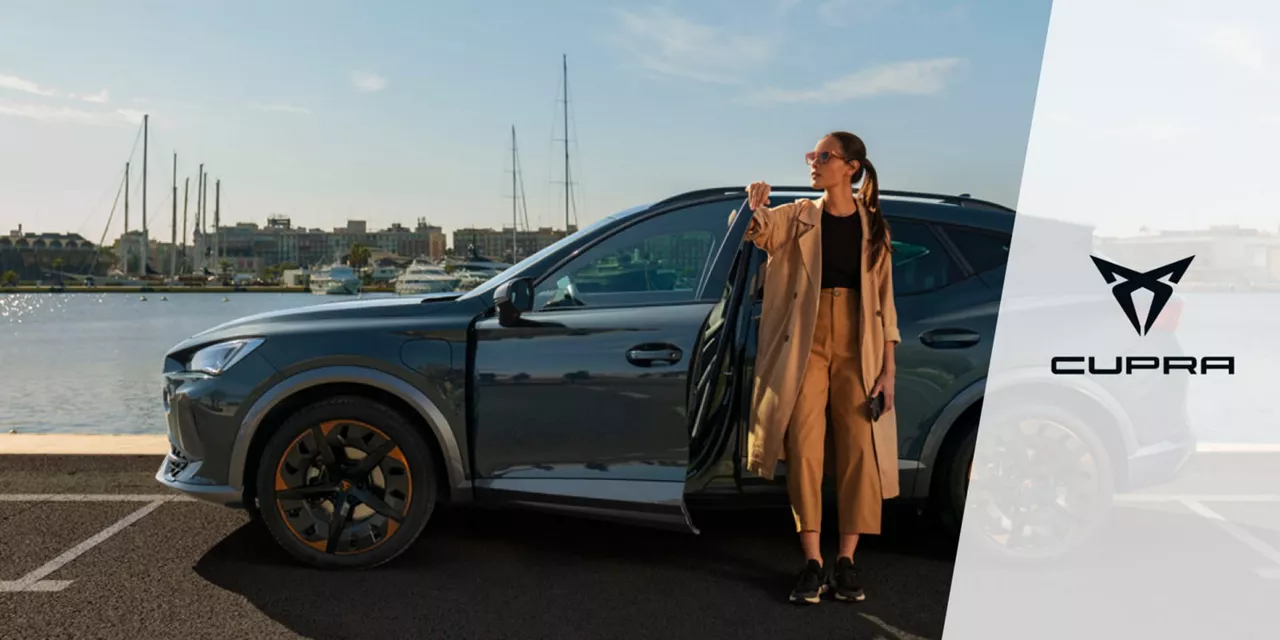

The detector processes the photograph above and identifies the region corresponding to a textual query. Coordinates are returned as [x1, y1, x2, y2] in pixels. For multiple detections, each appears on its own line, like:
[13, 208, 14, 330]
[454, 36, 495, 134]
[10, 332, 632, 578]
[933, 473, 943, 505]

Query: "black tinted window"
[534, 201, 734, 309]
[943, 225, 1010, 273]
[889, 220, 962, 295]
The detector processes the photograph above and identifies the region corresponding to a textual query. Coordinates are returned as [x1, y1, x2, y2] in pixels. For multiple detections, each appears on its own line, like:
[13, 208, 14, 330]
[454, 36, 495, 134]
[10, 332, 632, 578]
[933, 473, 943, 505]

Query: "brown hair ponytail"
[830, 131, 892, 269]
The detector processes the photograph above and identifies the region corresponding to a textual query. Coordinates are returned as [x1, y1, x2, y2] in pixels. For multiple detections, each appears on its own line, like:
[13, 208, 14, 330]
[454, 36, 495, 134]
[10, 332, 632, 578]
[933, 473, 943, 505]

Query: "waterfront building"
[184, 216, 448, 276]
[1, 226, 100, 281]
[452, 225, 576, 263]
[1095, 224, 1280, 286]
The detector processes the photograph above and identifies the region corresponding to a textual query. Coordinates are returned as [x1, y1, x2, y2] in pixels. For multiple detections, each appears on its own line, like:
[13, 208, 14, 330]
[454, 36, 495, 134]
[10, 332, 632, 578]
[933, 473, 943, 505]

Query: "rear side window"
[889, 220, 963, 295]
[942, 226, 1011, 273]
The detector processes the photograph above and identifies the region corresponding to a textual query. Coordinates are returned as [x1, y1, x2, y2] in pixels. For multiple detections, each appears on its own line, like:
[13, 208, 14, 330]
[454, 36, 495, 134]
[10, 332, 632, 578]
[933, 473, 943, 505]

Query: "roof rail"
[651, 185, 1015, 213]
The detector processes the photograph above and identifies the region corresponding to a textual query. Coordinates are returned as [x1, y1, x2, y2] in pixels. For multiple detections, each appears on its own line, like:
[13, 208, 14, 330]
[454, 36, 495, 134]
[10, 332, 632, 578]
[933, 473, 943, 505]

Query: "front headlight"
[188, 338, 265, 375]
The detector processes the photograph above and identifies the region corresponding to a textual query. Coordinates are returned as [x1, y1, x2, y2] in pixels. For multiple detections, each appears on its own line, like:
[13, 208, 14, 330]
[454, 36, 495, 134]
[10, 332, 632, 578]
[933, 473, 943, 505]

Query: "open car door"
[471, 195, 754, 536]
[686, 199, 758, 494]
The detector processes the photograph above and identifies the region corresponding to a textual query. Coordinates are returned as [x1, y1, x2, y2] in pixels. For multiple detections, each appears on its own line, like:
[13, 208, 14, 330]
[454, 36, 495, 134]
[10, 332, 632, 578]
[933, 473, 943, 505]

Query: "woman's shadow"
[194, 502, 954, 639]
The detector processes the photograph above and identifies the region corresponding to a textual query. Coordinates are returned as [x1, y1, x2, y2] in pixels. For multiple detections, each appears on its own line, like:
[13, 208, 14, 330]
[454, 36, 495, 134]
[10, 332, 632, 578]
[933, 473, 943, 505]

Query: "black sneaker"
[830, 556, 866, 602]
[789, 559, 829, 604]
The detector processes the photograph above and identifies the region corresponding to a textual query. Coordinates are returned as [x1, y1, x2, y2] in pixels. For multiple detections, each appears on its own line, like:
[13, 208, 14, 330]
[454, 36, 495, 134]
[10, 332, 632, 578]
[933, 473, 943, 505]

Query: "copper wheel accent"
[272, 420, 414, 555]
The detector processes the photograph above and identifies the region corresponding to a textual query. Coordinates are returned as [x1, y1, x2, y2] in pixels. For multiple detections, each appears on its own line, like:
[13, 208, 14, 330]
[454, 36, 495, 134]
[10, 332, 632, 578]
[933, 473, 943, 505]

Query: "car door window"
[889, 220, 963, 295]
[534, 201, 733, 310]
[941, 225, 1010, 274]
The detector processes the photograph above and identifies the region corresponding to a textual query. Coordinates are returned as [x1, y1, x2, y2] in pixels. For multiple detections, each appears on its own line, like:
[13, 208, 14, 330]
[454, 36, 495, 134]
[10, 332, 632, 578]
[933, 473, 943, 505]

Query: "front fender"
[226, 365, 469, 498]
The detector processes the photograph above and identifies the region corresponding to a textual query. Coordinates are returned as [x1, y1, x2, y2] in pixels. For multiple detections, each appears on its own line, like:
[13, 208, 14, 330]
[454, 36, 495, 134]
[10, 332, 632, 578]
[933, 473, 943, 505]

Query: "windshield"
[458, 208, 643, 300]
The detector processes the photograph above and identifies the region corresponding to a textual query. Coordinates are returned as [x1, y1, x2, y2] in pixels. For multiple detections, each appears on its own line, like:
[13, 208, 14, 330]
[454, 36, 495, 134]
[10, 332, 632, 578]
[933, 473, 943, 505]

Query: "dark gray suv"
[156, 186, 1194, 569]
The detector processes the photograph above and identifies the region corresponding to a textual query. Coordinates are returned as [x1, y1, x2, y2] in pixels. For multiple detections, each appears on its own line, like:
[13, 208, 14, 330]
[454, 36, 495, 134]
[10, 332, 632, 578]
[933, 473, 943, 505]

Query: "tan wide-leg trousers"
[785, 287, 883, 535]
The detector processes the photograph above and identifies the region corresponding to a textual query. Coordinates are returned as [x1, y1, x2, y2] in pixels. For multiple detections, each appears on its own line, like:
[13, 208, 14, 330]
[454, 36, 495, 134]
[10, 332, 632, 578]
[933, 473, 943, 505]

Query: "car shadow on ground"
[195, 502, 956, 639]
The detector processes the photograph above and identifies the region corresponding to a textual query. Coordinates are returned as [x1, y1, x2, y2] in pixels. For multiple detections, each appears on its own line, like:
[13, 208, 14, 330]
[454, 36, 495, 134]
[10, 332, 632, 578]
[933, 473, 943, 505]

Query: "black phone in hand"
[868, 392, 885, 421]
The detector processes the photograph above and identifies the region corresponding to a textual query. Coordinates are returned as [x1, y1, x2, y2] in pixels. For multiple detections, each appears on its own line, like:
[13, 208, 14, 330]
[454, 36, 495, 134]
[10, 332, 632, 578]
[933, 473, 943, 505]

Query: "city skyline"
[1, 0, 1052, 242]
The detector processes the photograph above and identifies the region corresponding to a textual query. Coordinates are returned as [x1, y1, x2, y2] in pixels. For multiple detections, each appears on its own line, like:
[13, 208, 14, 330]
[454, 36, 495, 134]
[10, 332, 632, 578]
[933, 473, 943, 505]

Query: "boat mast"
[195, 165, 203, 246]
[562, 54, 570, 234]
[214, 179, 221, 269]
[200, 168, 207, 270]
[181, 177, 189, 275]
[123, 161, 130, 275]
[141, 114, 149, 278]
[171, 152, 178, 277]
[511, 125, 518, 262]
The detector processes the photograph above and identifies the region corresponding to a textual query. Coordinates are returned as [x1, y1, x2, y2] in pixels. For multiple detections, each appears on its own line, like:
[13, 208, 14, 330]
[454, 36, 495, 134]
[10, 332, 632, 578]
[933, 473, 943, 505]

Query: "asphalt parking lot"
[6, 452, 1280, 640]
[0, 455, 956, 640]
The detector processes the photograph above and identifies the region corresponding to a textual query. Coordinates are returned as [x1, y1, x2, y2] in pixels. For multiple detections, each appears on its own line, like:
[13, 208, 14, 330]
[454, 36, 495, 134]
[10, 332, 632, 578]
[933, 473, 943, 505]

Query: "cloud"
[76, 89, 110, 104]
[611, 8, 775, 85]
[114, 109, 146, 124]
[0, 74, 111, 103]
[250, 102, 312, 115]
[0, 74, 59, 97]
[816, 0, 900, 26]
[1196, 23, 1266, 73]
[776, 0, 805, 14]
[0, 99, 142, 126]
[350, 71, 388, 92]
[743, 57, 966, 105]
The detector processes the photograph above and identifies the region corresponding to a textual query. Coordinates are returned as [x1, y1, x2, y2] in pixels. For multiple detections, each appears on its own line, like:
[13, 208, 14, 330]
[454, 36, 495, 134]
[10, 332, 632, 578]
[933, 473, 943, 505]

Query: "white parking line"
[1117, 494, 1280, 503]
[0, 496, 181, 592]
[859, 613, 930, 640]
[1196, 443, 1280, 453]
[1180, 498, 1280, 580]
[0, 494, 198, 502]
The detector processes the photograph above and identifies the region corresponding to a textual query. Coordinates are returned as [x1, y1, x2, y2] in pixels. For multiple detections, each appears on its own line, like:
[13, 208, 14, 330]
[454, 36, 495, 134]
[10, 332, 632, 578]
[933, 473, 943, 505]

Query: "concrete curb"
[3, 433, 1280, 455]
[0, 434, 170, 455]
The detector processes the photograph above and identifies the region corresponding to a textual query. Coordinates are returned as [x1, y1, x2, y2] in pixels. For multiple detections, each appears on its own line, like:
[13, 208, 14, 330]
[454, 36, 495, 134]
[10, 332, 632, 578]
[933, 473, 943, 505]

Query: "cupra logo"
[1050, 254, 1234, 375]
[1089, 255, 1194, 336]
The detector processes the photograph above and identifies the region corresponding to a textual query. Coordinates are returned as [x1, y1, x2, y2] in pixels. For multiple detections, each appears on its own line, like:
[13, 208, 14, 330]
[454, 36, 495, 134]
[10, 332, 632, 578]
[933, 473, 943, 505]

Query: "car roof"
[627, 186, 1020, 234]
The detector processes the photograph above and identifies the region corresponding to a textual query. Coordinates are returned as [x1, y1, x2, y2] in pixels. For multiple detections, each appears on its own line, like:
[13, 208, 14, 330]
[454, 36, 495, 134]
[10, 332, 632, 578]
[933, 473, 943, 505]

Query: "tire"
[950, 403, 1115, 564]
[255, 396, 439, 570]
[936, 404, 1116, 565]
[934, 424, 976, 537]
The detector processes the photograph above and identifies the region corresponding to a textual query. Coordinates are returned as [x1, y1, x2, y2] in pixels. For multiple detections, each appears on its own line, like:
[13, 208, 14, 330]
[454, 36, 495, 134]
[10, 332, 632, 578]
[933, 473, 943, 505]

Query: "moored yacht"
[395, 260, 460, 295]
[310, 262, 362, 295]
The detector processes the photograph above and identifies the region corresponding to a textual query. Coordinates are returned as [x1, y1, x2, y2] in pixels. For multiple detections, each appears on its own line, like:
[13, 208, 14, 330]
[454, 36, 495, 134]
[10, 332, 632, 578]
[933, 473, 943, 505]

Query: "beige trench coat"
[738, 195, 902, 499]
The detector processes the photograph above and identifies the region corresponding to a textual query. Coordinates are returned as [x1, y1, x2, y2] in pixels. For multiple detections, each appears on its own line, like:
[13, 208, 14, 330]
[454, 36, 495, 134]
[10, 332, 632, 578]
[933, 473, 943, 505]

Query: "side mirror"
[494, 277, 534, 326]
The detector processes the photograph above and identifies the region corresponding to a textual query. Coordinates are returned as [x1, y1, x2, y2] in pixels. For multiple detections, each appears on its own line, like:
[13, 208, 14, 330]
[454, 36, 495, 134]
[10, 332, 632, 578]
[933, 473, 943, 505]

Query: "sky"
[0, 0, 1053, 245]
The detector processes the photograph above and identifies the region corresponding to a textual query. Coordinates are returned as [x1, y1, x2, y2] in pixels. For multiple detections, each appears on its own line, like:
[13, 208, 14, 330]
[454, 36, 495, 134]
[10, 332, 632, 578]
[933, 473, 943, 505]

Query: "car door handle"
[919, 328, 981, 349]
[626, 344, 683, 366]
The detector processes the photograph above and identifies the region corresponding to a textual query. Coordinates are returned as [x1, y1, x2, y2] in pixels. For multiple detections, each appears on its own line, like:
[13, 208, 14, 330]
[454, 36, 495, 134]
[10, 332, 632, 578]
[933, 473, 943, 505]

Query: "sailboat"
[74, 113, 168, 287]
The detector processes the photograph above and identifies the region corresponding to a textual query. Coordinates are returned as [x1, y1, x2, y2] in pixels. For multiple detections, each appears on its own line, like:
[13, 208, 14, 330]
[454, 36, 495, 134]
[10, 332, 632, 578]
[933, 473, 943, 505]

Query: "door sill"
[475, 478, 699, 534]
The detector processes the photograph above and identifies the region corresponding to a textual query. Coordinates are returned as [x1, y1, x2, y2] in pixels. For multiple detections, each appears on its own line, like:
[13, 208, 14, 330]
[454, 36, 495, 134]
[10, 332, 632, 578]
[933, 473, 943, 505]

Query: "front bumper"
[153, 350, 278, 509]
[155, 447, 244, 507]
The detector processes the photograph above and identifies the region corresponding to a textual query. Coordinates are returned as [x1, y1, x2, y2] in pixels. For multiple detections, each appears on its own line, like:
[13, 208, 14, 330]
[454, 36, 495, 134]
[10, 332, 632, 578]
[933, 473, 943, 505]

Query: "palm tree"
[348, 243, 372, 269]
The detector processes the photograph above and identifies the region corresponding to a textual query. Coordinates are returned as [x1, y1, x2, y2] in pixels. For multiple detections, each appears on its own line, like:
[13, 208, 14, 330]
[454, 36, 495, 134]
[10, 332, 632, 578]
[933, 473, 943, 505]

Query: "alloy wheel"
[273, 420, 414, 556]
[965, 414, 1111, 560]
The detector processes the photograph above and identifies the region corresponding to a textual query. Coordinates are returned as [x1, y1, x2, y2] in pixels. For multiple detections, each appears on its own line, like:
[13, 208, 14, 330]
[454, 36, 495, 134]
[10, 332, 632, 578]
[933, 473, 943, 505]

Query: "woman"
[742, 131, 900, 604]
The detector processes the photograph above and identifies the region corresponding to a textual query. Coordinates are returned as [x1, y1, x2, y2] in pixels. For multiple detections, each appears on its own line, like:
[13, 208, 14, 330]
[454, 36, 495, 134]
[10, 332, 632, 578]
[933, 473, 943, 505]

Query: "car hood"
[171, 292, 463, 352]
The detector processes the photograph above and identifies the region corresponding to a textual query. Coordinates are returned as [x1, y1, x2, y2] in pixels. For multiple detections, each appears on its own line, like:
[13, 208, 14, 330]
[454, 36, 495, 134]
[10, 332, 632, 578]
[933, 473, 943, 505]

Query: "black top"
[820, 209, 862, 290]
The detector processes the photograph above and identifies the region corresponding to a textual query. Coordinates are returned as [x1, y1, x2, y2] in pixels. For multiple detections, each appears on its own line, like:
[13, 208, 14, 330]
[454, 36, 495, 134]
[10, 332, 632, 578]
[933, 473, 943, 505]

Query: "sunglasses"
[805, 150, 849, 166]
